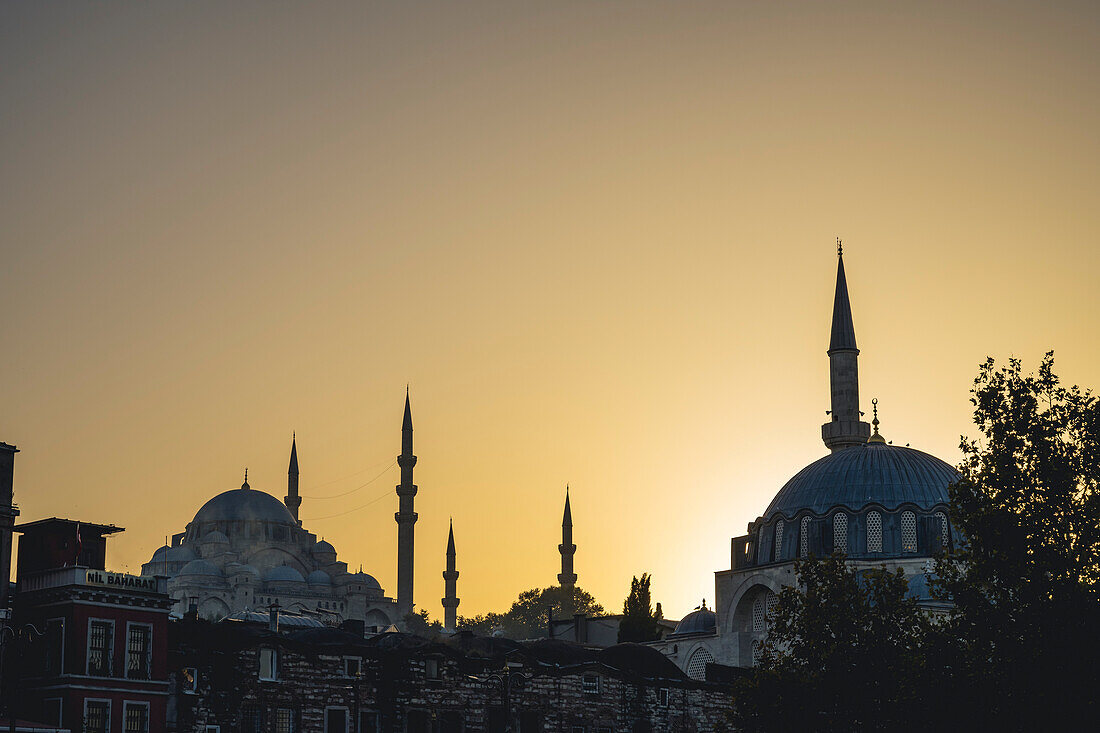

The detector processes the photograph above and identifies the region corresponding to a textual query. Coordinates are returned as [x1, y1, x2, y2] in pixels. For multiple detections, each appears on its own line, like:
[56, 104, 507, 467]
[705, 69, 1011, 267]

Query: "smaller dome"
[228, 563, 260, 578]
[201, 530, 230, 544]
[672, 607, 716, 636]
[307, 570, 332, 585]
[168, 545, 197, 562]
[148, 545, 171, 564]
[264, 565, 306, 583]
[347, 571, 382, 591]
[312, 540, 336, 556]
[179, 559, 223, 577]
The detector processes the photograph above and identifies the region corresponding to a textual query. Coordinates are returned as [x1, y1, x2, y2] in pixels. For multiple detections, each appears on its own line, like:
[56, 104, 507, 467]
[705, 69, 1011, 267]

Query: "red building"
[11, 519, 171, 733]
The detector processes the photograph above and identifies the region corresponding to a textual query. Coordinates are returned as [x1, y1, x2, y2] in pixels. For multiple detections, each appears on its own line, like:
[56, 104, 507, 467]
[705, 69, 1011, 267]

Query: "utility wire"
[300, 459, 397, 499]
[300, 487, 394, 522]
[300, 456, 397, 493]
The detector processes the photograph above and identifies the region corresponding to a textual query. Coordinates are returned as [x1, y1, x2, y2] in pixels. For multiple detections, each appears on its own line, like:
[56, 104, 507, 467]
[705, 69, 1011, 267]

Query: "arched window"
[902, 511, 917, 553]
[765, 591, 779, 623]
[750, 639, 764, 667]
[774, 520, 785, 560]
[833, 512, 848, 554]
[751, 595, 766, 634]
[867, 511, 882, 553]
[935, 511, 949, 548]
[800, 516, 811, 557]
[757, 526, 764, 561]
[685, 647, 714, 680]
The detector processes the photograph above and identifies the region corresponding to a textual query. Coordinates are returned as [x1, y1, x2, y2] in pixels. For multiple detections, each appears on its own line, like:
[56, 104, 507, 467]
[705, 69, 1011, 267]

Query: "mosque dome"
[264, 565, 306, 583]
[764, 441, 959, 519]
[168, 545, 198, 562]
[179, 559, 223, 577]
[190, 488, 298, 527]
[228, 563, 260, 578]
[348, 571, 382, 591]
[148, 545, 171, 563]
[307, 570, 332, 586]
[201, 530, 230, 544]
[312, 540, 336, 556]
[671, 607, 717, 637]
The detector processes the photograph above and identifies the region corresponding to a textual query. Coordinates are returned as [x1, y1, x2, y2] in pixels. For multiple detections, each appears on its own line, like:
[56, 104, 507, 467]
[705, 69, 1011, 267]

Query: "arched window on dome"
[685, 647, 714, 681]
[774, 520, 785, 560]
[833, 513, 848, 554]
[867, 511, 882, 553]
[902, 511, 917, 553]
[935, 511, 949, 549]
[800, 516, 811, 558]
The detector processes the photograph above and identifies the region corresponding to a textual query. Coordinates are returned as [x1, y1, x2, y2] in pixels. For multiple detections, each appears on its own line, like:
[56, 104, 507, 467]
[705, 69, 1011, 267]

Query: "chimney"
[573, 613, 587, 643]
[268, 602, 280, 632]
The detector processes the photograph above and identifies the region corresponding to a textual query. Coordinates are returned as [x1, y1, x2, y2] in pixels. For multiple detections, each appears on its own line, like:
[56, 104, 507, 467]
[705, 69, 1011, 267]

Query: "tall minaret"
[821, 241, 871, 452]
[285, 434, 301, 523]
[441, 519, 459, 631]
[558, 487, 577, 614]
[395, 388, 418, 620]
[0, 442, 20, 613]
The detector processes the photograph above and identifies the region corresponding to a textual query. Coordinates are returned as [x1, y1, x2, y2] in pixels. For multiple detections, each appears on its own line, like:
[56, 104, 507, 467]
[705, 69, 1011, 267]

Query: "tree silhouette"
[618, 573, 660, 643]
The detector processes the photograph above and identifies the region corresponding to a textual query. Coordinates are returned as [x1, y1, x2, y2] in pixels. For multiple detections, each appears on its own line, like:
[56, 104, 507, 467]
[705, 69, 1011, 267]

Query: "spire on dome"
[868, 398, 886, 443]
[829, 240, 858, 353]
[242, 468, 250, 490]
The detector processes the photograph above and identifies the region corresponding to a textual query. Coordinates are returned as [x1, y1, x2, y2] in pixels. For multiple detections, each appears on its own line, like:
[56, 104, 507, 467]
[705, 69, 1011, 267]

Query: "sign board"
[84, 569, 159, 591]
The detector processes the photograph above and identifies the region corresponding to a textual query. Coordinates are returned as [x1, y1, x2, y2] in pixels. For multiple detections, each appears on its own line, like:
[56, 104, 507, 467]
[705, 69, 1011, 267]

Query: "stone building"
[167, 611, 734, 733]
[142, 396, 424, 629]
[654, 248, 960, 676]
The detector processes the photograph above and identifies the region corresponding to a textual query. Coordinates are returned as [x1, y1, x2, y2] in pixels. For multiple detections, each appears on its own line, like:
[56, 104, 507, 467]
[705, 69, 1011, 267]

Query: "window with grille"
[774, 520, 784, 560]
[582, 675, 600, 694]
[867, 512, 882, 553]
[902, 511, 917, 553]
[276, 708, 296, 733]
[833, 513, 848, 554]
[324, 708, 348, 733]
[87, 621, 113, 676]
[44, 619, 64, 676]
[935, 511, 949, 548]
[241, 706, 261, 733]
[685, 647, 714, 680]
[751, 596, 766, 633]
[126, 624, 152, 680]
[800, 516, 811, 557]
[123, 703, 149, 733]
[765, 591, 779, 624]
[358, 711, 380, 733]
[85, 700, 110, 733]
[751, 639, 764, 666]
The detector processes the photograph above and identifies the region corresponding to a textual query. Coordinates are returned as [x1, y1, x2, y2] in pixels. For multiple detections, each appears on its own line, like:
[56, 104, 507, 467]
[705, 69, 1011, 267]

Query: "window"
[935, 511, 950, 548]
[833, 512, 848, 554]
[766, 591, 779, 622]
[406, 710, 430, 733]
[597, 728, 612, 733]
[324, 707, 347, 733]
[126, 624, 152, 680]
[867, 511, 882, 553]
[774, 519, 785, 560]
[658, 688, 669, 707]
[241, 705, 261, 733]
[902, 511, 917, 553]
[800, 516, 811, 557]
[123, 702, 150, 733]
[44, 618, 64, 676]
[751, 595, 766, 633]
[571, 727, 586, 733]
[43, 698, 63, 727]
[358, 711, 379, 733]
[425, 657, 441, 680]
[206, 727, 220, 733]
[582, 674, 600, 694]
[440, 710, 464, 733]
[685, 646, 714, 680]
[751, 639, 764, 666]
[84, 699, 111, 733]
[87, 620, 113, 676]
[181, 667, 198, 693]
[276, 708, 296, 733]
[518, 712, 541, 733]
[343, 656, 361, 677]
[259, 647, 278, 680]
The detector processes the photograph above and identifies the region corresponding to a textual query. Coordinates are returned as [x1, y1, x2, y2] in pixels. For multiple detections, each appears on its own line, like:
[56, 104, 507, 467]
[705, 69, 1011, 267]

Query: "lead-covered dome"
[671, 607, 717, 637]
[764, 441, 958, 519]
[190, 488, 298, 527]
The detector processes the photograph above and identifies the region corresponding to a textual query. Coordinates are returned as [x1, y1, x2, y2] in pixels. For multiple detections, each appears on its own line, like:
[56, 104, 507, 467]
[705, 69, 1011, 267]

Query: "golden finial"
[869, 398, 886, 443]
[837, 237, 843, 257]
[242, 468, 250, 489]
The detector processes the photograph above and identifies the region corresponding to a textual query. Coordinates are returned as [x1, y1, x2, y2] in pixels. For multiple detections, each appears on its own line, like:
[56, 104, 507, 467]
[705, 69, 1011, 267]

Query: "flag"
[74, 522, 82, 566]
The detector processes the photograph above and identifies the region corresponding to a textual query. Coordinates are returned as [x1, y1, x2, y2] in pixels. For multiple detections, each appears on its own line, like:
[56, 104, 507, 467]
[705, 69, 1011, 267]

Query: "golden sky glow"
[2, 1, 1098, 620]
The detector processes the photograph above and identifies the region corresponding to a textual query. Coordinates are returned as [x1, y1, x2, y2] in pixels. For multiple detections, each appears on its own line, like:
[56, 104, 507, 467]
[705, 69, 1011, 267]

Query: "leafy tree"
[457, 585, 604, 639]
[403, 608, 443, 638]
[731, 555, 932, 732]
[933, 352, 1100, 728]
[618, 573, 661, 642]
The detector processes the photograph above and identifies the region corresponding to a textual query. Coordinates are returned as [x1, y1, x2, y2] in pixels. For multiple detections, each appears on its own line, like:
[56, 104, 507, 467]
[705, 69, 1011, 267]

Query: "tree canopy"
[618, 573, 662, 643]
[457, 585, 604, 639]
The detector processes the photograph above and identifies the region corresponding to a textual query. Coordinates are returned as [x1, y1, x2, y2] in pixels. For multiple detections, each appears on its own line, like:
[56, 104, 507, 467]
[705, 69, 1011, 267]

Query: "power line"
[300, 487, 394, 522]
[300, 460, 397, 499]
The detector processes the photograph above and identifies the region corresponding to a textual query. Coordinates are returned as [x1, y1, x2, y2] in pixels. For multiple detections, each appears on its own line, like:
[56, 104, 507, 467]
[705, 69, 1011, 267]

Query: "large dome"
[764, 441, 959, 519]
[190, 488, 298, 527]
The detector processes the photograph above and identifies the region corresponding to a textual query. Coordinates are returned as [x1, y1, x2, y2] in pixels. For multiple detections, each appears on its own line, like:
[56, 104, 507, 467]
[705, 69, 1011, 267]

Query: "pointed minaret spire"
[395, 388, 419, 622]
[442, 518, 459, 631]
[558, 486, 577, 615]
[821, 242, 871, 451]
[285, 434, 302, 523]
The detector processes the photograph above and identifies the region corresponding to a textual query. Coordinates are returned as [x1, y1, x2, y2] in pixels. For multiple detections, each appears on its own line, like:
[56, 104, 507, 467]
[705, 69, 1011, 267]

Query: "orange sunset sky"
[1, 1, 1098, 620]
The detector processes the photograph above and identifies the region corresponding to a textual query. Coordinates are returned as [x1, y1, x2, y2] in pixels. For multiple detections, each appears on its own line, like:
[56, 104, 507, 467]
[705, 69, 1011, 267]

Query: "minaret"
[0, 442, 20, 613]
[821, 240, 871, 452]
[558, 487, 577, 614]
[441, 519, 459, 631]
[395, 388, 418, 620]
[285, 434, 301, 523]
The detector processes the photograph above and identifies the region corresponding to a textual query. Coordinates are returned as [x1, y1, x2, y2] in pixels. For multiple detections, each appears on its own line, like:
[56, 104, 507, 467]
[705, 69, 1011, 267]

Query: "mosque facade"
[654, 247, 960, 678]
[141, 394, 423, 629]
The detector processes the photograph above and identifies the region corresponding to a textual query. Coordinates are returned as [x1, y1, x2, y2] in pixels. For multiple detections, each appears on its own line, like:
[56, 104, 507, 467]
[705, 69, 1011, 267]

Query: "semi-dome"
[764, 441, 959, 519]
[307, 570, 332, 585]
[201, 530, 230, 544]
[671, 607, 717, 637]
[179, 559, 223, 577]
[265, 565, 306, 583]
[191, 488, 298, 527]
[348, 571, 382, 591]
[312, 540, 336, 555]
